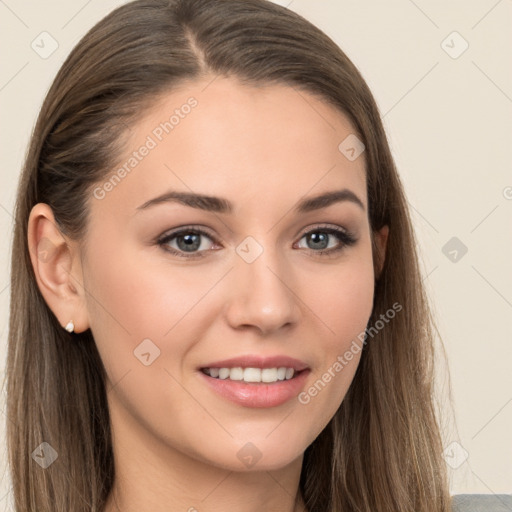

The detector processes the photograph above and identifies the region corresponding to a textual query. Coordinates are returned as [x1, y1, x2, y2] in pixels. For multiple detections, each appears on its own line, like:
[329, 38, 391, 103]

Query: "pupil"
[178, 234, 200, 252]
[309, 232, 328, 250]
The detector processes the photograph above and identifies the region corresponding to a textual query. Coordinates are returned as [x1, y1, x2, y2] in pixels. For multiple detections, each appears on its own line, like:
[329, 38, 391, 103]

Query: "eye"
[295, 225, 357, 256]
[157, 226, 218, 258]
[157, 224, 357, 259]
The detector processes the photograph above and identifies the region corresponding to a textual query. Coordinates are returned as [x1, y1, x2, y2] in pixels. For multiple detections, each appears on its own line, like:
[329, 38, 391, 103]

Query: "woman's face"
[78, 77, 387, 472]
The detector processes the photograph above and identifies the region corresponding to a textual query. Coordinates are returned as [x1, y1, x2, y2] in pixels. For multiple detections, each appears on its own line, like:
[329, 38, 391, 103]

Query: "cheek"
[295, 252, 374, 416]
[304, 254, 375, 347]
[83, 239, 232, 400]
[84, 239, 218, 339]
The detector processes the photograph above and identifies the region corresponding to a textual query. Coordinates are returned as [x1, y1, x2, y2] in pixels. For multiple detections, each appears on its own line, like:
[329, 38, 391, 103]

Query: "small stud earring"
[64, 321, 75, 333]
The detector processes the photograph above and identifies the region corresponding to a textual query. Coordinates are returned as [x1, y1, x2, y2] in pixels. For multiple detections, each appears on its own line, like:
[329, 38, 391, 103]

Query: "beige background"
[0, 0, 511, 507]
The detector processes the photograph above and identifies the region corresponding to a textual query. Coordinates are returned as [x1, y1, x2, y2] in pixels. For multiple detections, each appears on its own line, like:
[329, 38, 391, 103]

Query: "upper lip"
[200, 355, 309, 371]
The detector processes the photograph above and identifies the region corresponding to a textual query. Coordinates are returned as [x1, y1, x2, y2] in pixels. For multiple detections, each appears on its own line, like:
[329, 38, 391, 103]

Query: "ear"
[27, 203, 89, 334]
[373, 224, 389, 280]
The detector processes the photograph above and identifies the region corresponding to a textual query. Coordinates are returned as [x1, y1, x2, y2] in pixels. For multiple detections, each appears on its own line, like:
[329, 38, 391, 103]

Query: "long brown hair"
[5, 0, 453, 510]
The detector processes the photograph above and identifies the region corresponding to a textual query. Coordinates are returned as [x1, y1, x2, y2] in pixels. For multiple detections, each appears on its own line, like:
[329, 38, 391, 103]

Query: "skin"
[28, 76, 388, 512]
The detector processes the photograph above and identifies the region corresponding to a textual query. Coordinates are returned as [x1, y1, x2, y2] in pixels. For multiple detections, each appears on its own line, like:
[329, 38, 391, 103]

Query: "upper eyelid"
[159, 223, 351, 241]
[158, 225, 218, 244]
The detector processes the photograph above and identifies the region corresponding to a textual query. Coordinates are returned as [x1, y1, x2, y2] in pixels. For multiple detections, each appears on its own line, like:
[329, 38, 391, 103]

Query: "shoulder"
[451, 494, 512, 511]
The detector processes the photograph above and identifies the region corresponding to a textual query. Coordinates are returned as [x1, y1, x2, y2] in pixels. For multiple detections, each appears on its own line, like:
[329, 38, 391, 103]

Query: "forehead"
[91, 76, 367, 218]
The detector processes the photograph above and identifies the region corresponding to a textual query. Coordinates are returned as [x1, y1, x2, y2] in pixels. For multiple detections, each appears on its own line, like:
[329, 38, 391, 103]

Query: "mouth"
[198, 366, 311, 408]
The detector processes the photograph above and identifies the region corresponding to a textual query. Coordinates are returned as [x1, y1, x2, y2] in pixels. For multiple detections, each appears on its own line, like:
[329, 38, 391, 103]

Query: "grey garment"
[452, 495, 512, 511]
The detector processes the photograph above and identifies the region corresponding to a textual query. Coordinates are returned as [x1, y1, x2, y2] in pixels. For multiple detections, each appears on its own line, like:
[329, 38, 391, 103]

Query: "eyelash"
[157, 224, 357, 259]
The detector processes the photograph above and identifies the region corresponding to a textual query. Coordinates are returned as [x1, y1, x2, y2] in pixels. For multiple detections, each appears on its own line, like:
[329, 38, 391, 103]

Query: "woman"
[6, 0, 453, 510]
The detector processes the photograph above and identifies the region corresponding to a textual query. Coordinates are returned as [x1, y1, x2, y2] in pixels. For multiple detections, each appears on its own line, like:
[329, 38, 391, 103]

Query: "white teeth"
[203, 366, 297, 383]
[218, 368, 230, 379]
[261, 368, 277, 383]
[244, 367, 261, 382]
[229, 367, 244, 380]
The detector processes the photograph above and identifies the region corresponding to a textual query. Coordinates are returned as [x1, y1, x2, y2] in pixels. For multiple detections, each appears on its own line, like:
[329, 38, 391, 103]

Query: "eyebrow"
[136, 188, 365, 214]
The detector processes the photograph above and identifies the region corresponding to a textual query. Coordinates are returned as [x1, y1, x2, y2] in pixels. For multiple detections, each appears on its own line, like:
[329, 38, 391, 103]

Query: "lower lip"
[198, 369, 310, 408]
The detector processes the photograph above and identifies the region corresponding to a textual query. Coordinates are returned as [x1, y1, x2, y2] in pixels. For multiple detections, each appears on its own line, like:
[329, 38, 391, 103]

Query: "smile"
[201, 366, 297, 383]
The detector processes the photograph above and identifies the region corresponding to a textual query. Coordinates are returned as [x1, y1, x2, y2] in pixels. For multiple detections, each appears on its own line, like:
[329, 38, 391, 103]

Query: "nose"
[223, 244, 301, 335]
